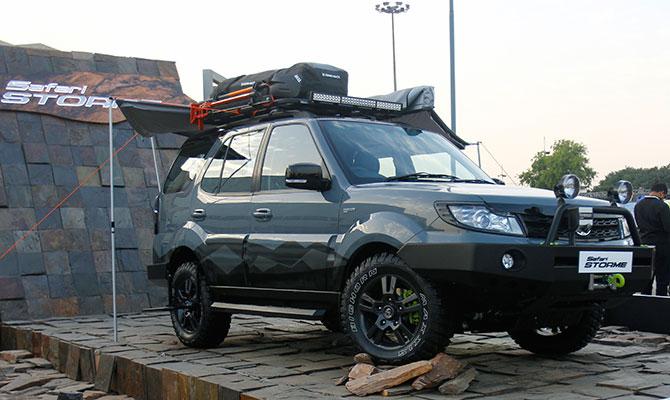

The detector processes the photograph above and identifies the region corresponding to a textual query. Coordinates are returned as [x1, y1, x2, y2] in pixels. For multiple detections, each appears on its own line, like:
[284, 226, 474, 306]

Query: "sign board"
[578, 251, 633, 274]
[0, 71, 192, 124]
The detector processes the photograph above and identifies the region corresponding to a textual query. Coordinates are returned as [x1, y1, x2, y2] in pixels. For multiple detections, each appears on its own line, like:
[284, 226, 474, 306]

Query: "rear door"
[247, 123, 340, 290]
[193, 129, 264, 286]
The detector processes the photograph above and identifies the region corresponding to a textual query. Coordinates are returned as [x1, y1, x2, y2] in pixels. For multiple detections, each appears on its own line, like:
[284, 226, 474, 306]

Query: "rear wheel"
[340, 253, 453, 364]
[508, 303, 604, 355]
[170, 261, 231, 348]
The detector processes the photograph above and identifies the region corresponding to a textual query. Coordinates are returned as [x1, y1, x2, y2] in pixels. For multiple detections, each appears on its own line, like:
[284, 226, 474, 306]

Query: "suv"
[148, 112, 652, 364]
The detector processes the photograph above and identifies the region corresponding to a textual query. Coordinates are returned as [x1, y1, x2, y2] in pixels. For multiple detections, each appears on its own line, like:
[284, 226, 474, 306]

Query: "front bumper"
[398, 240, 654, 310]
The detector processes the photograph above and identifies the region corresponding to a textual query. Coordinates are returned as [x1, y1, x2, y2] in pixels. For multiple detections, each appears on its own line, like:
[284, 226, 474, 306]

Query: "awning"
[116, 99, 215, 137]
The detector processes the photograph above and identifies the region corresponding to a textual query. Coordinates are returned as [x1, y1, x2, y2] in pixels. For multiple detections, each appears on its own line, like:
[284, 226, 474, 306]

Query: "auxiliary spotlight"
[554, 174, 581, 200]
[608, 180, 633, 204]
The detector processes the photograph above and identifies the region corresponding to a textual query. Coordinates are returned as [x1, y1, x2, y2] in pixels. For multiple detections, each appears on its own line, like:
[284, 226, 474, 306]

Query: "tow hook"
[589, 273, 626, 291]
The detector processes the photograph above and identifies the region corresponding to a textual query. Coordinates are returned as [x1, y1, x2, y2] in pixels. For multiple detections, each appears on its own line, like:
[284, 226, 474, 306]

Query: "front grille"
[519, 213, 623, 242]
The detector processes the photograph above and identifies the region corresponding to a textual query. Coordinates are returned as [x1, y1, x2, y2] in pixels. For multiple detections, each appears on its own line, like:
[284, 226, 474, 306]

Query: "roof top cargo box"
[210, 62, 348, 100]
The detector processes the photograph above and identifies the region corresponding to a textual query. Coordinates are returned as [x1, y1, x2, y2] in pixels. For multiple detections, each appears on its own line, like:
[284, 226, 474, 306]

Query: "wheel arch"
[336, 241, 399, 291]
[167, 246, 200, 277]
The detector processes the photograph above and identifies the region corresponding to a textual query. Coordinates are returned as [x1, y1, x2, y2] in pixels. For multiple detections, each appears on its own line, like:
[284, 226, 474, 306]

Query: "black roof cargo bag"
[211, 62, 348, 100]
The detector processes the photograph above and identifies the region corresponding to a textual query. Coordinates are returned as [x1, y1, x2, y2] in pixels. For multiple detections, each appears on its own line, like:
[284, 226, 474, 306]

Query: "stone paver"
[0, 353, 132, 400]
[1, 313, 669, 399]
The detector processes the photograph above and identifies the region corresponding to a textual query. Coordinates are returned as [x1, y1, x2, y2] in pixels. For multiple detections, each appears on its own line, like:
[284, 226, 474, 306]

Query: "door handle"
[253, 208, 272, 221]
[191, 209, 206, 220]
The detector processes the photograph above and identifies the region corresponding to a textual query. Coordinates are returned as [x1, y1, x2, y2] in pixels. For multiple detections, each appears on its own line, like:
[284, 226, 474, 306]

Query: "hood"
[354, 181, 608, 214]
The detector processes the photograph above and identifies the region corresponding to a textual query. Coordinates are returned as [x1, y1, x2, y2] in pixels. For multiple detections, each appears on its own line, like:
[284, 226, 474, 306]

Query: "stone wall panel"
[0, 47, 187, 320]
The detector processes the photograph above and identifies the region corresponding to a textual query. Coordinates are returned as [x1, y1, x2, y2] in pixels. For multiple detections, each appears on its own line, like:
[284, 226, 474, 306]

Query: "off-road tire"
[321, 310, 343, 332]
[340, 252, 453, 364]
[170, 261, 231, 348]
[508, 303, 604, 355]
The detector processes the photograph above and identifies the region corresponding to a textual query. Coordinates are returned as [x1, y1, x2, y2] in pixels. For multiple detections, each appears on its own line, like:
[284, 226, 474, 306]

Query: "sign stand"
[108, 100, 118, 342]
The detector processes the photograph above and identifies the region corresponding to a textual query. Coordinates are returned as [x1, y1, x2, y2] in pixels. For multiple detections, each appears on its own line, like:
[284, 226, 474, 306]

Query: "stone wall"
[0, 45, 186, 320]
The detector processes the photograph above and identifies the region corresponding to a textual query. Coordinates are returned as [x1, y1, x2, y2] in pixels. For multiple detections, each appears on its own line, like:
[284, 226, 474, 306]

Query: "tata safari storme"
[118, 64, 653, 363]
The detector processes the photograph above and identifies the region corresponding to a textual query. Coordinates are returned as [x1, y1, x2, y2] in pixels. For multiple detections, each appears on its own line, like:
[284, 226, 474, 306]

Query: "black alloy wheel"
[341, 253, 453, 364]
[169, 261, 231, 348]
[172, 272, 202, 334]
[357, 274, 423, 350]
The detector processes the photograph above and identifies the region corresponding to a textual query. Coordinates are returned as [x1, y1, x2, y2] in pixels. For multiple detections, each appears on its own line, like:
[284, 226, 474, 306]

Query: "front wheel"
[508, 303, 604, 355]
[169, 261, 231, 348]
[340, 253, 453, 364]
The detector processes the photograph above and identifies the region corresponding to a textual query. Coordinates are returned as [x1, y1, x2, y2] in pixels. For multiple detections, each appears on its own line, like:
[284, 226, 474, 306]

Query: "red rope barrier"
[0, 132, 141, 262]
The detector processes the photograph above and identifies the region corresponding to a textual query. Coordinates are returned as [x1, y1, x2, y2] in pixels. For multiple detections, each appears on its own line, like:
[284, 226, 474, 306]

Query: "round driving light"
[554, 174, 581, 200]
[614, 180, 633, 204]
[501, 253, 515, 270]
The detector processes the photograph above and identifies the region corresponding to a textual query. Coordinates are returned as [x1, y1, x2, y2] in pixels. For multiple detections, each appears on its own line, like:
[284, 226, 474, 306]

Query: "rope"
[0, 132, 140, 262]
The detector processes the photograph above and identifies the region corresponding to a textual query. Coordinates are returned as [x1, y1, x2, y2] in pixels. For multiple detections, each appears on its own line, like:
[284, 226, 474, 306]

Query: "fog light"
[502, 253, 515, 270]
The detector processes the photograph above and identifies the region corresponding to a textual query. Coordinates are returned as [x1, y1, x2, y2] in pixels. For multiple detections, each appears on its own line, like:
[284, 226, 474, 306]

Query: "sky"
[2, 0, 669, 186]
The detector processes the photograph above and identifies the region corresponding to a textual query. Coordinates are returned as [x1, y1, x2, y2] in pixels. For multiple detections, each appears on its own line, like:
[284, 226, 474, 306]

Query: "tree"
[519, 140, 596, 190]
[594, 165, 670, 192]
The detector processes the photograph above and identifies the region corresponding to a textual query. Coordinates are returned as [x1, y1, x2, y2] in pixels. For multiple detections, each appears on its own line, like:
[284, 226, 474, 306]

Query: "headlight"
[554, 174, 581, 200]
[436, 203, 524, 236]
[609, 180, 633, 204]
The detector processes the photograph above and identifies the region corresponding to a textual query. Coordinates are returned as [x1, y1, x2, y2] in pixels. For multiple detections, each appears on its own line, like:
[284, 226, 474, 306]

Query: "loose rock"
[438, 367, 477, 395]
[346, 360, 432, 396]
[411, 352, 465, 390]
[349, 363, 378, 380]
[354, 353, 374, 365]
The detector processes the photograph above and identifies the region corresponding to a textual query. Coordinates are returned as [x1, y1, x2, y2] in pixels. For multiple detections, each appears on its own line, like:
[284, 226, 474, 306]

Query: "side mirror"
[492, 178, 505, 185]
[285, 163, 331, 191]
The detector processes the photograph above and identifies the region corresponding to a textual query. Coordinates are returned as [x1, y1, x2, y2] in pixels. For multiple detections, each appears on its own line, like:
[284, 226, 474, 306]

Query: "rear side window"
[200, 138, 228, 193]
[199, 130, 263, 194]
[163, 136, 216, 194]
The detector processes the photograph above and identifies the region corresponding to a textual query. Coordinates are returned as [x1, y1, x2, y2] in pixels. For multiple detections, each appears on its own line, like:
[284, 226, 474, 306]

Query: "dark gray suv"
[148, 116, 652, 363]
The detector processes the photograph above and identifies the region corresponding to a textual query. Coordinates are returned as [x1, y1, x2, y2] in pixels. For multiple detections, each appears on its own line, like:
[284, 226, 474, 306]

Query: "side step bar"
[211, 302, 326, 320]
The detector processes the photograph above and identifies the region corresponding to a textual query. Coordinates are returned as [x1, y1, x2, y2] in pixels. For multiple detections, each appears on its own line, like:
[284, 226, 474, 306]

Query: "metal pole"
[391, 12, 397, 91]
[150, 137, 162, 193]
[476, 142, 481, 168]
[108, 99, 118, 342]
[449, 0, 456, 133]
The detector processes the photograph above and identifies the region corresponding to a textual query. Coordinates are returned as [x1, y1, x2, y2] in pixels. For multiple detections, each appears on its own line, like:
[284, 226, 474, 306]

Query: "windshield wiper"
[385, 172, 459, 182]
[450, 178, 495, 184]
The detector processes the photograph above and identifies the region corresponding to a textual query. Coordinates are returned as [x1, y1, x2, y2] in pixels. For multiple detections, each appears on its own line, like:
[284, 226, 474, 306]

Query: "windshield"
[319, 120, 492, 185]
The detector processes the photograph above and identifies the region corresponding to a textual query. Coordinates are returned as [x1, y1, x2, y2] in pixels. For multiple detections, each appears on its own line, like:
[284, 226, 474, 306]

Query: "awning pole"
[150, 137, 162, 193]
[108, 99, 118, 342]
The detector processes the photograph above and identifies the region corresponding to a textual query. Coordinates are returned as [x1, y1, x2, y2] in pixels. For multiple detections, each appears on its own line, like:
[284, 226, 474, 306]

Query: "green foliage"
[519, 140, 596, 190]
[594, 165, 670, 192]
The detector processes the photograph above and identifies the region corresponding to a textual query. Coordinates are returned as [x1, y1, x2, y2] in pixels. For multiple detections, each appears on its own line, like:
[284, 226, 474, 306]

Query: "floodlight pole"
[391, 13, 397, 91]
[108, 99, 118, 342]
[376, 2, 410, 92]
[449, 0, 456, 133]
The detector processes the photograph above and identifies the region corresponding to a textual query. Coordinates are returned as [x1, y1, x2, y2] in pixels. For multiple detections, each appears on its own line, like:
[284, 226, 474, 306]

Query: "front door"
[247, 123, 340, 290]
[194, 130, 263, 287]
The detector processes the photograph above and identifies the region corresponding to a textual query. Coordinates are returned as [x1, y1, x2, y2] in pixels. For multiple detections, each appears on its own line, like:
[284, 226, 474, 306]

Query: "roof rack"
[189, 86, 403, 130]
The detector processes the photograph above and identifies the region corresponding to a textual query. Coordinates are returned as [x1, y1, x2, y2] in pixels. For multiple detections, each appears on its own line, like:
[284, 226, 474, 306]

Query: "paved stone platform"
[1, 312, 670, 399]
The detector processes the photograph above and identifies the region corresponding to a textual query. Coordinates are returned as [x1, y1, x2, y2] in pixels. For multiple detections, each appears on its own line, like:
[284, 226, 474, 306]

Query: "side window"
[219, 130, 262, 193]
[200, 138, 228, 194]
[163, 136, 216, 194]
[260, 125, 322, 191]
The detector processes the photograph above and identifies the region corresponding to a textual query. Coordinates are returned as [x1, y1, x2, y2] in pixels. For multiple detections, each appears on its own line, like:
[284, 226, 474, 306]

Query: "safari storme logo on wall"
[0, 71, 191, 124]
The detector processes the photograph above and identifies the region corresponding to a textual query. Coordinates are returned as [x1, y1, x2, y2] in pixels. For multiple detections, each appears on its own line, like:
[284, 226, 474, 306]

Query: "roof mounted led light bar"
[311, 92, 403, 112]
